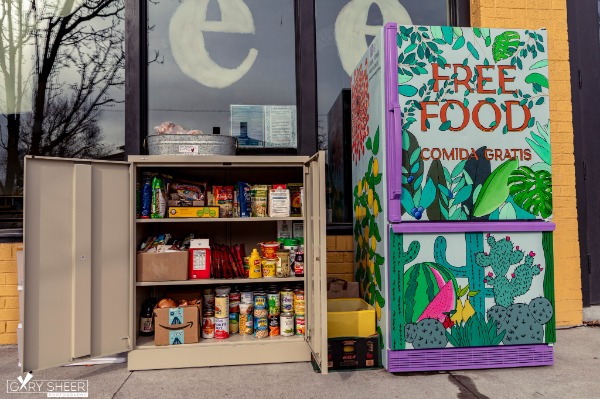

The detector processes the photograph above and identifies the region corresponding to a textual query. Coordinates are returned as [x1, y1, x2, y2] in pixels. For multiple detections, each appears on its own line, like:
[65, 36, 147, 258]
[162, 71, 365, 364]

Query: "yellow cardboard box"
[168, 206, 220, 218]
[327, 298, 376, 338]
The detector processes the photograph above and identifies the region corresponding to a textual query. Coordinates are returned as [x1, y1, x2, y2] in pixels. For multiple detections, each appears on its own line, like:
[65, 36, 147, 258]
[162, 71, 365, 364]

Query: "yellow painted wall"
[471, 0, 581, 326]
[0, 243, 21, 344]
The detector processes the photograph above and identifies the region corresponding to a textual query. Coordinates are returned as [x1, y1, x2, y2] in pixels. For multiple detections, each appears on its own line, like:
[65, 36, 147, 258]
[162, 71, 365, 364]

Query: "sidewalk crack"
[112, 371, 133, 398]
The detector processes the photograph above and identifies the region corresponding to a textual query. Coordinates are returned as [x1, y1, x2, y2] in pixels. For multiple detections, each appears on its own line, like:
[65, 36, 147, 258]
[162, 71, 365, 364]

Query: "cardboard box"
[167, 206, 219, 218]
[327, 298, 376, 338]
[136, 251, 188, 282]
[327, 335, 379, 370]
[327, 278, 360, 299]
[154, 306, 200, 346]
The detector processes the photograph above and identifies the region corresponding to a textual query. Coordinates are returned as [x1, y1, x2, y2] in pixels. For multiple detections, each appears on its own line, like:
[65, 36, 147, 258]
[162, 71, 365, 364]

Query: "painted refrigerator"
[351, 23, 555, 372]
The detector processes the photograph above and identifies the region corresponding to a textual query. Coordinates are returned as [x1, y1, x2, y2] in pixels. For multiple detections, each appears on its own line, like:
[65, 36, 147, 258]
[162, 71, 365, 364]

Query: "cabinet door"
[304, 151, 328, 374]
[23, 157, 132, 371]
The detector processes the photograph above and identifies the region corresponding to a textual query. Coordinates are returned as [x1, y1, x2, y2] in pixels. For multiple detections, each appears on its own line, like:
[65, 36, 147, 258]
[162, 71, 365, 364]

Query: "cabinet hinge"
[583, 161, 587, 181]
[588, 254, 592, 274]
[579, 69, 583, 88]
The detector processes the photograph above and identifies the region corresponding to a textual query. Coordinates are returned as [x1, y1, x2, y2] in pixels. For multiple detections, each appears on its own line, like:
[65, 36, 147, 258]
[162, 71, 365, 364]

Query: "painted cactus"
[475, 234, 542, 307]
[405, 319, 448, 349]
[487, 297, 553, 344]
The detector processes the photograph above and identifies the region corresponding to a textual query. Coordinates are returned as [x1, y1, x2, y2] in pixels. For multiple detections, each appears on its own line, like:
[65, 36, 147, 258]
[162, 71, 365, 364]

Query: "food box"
[167, 206, 219, 218]
[288, 183, 303, 216]
[154, 305, 200, 346]
[327, 335, 379, 370]
[327, 298, 376, 338]
[327, 278, 360, 299]
[136, 251, 188, 282]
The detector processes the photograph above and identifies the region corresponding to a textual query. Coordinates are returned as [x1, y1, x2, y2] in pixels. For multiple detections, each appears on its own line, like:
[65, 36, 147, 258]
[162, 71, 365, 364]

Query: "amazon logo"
[158, 321, 194, 331]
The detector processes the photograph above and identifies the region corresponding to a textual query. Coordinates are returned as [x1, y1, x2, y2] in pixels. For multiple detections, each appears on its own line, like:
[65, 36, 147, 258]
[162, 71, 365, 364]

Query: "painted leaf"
[453, 185, 472, 204]
[442, 26, 454, 44]
[425, 160, 448, 220]
[398, 74, 413, 84]
[373, 127, 380, 155]
[473, 158, 519, 217]
[508, 166, 553, 218]
[451, 160, 467, 179]
[525, 73, 549, 89]
[398, 84, 418, 96]
[420, 178, 437, 209]
[440, 121, 452, 131]
[499, 202, 517, 219]
[453, 27, 463, 37]
[492, 31, 520, 62]
[530, 59, 548, 70]
[401, 187, 415, 214]
[526, 131, 551, 165]
[430, 26, 444, 40]
[402, 131, 423, 207]
[409, 147, 421, 165]
[452, 36, 465, 50]
[467, 42, 480, 60]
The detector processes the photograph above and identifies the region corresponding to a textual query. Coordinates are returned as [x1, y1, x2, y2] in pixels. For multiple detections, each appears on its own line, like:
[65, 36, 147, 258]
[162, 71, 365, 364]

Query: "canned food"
[215, 317, 229, 339]
[215, 286, 231, 296]
[293, 289, 305, 315]
[229, 291, 240, 313]
[295, 314, 305, 336]
[254, 317, 268, 339]
[215, 294, 229, 318]
[281, 288, 294, 313]
[203, 288, 215, 309]
[275, 250, 290, 277]
[262, 258, 277, 278]
[202, 309, 215, 339]
[268, 315, 280, 336]
[239, 312, 253, 335]
[241, 287, 253, 304]
[243, 256, 251, 278]
[267, 290, 280, 316]
[280, 313, 294, 336]
[229, 312, 239, 334]
[239, 302, 253, 314]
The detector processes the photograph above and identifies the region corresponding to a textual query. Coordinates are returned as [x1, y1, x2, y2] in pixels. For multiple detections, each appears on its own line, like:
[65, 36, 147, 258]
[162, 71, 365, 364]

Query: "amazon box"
[154, 305, 199, 346]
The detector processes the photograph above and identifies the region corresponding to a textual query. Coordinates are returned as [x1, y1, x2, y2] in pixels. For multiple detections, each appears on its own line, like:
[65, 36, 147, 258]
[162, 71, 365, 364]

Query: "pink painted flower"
[529, 251, 536, 257]
[487, 272, 493, 277]
[506, 236, 511, 241]
[516, 246, 520, 250]
[511, 273, 515, 278]
[483, 278, 488, 283]
[486, 233, 491, 238]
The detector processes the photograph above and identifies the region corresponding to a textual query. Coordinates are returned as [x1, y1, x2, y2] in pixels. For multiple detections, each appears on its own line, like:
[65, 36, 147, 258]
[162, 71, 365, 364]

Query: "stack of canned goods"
[201, 283, 305, 340]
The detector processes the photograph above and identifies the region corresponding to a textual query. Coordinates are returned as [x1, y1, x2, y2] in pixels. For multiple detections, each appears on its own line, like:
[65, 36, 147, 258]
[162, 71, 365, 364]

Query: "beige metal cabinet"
[23, 153, 328, 373]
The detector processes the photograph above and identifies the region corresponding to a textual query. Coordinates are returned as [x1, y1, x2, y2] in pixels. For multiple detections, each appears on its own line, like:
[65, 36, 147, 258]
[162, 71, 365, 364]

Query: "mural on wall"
[389, 231, 555, 350]
[396, 26, 552, 221]
[351, 36, 387, 349]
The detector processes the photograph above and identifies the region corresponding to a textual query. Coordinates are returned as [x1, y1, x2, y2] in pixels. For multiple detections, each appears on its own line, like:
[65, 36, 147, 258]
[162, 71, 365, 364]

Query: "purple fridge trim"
[391, 221, 556, 234]
[384, 22, 402, 223]
[387, 345, 554, 372]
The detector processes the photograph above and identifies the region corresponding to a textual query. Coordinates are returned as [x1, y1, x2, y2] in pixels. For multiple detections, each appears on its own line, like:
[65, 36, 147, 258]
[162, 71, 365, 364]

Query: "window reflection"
[148, 0, 296, 140]
[0, 0, 125, 228]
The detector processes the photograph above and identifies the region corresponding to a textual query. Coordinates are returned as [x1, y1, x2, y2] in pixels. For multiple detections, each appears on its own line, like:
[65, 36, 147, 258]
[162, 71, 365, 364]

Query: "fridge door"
[23, 157, 132, 371]
[304, 151, 328, 374]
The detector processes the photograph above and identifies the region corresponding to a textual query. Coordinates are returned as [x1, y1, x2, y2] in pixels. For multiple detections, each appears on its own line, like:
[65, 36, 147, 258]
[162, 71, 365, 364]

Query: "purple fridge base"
[387, 345, 554, 372]
[384, 22, 402, 223]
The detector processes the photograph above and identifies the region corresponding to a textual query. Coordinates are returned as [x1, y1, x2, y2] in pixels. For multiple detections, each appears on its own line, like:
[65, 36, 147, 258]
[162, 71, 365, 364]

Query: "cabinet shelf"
[136, 216, 303, 223]
[135, 334, 305, 349]
[136, 277, 305, 286]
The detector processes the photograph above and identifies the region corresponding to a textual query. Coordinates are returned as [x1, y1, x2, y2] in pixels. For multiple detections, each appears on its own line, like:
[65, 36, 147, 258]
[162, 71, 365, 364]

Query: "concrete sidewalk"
[0, 326, 598, 399]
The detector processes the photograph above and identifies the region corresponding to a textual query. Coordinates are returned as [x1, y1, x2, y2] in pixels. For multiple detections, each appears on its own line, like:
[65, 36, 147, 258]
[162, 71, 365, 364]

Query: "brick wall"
[472, 0, 581, 326]
[0, 243, 21, 344]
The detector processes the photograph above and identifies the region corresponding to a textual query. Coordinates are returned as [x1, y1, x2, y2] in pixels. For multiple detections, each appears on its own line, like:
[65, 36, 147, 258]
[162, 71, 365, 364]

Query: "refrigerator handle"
[389, 101, 402, 201]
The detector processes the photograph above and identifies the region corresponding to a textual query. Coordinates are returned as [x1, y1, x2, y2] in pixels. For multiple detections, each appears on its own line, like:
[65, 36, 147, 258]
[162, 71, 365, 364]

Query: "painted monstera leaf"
[508, 166, 552, 218]
[492, 31, 520, 62]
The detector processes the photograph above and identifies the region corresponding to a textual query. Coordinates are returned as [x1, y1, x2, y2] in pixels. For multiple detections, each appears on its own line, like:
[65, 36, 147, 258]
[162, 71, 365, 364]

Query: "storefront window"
[0, 0, 125, 229]
[147, 0, 297, 144]
[317, 0, 449, 224]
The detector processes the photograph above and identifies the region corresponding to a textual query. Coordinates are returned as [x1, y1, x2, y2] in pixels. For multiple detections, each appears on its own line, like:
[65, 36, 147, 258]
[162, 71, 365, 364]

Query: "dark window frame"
[124, 0, 469, 158]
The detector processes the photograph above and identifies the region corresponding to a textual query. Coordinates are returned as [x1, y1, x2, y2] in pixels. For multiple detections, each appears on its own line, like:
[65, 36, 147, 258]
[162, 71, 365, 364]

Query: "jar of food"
[294, 250, 304, 277]
[275, 249, 290, 277]
[202, 309, 215, 339]
[259, 241, 281, 259]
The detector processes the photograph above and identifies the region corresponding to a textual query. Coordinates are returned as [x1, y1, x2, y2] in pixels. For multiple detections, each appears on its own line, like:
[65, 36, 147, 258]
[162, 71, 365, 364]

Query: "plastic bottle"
[248, 248, 262, 279]
[141, 174, 152, 219]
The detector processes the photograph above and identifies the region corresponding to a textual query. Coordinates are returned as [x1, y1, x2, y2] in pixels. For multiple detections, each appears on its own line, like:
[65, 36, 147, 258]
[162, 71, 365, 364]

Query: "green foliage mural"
[396, 26, 551, 221]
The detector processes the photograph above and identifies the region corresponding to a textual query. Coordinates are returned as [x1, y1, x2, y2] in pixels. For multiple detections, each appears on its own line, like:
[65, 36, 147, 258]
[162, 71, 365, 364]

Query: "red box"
[189, 248, 211, 279]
